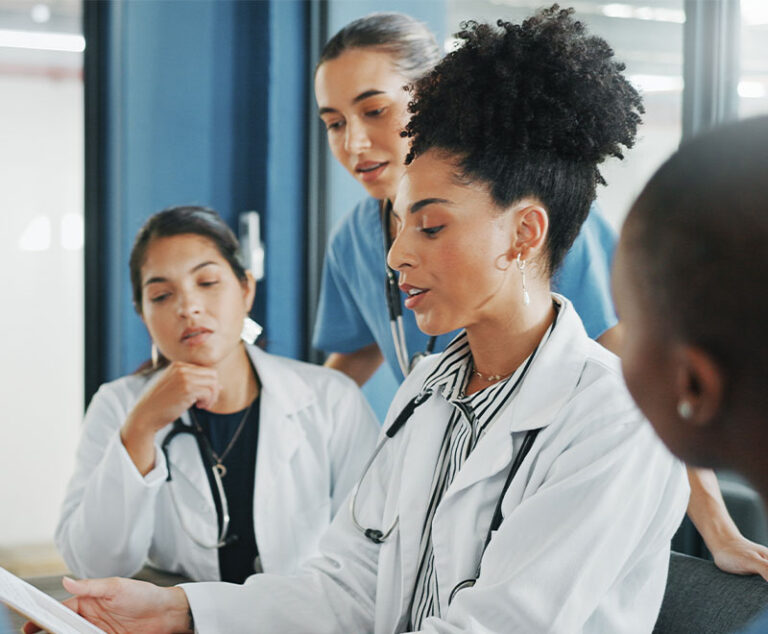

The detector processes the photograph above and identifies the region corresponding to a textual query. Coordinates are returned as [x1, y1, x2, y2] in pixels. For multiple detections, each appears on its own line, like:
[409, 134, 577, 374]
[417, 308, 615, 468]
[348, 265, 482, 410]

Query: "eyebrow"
[143, 261, 219, 287]
[409, 198, 452, 214]
[318, 89, 387, 116]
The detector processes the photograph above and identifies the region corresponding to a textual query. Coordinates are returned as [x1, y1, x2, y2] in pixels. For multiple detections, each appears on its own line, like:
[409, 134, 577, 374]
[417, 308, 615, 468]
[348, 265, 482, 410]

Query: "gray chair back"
[654, 552, 768, 633]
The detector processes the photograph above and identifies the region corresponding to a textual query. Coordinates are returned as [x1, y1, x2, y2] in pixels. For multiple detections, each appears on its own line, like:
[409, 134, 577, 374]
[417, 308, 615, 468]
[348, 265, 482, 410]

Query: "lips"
[400, 283, 430, 310]
[181, 326, 212, 345]
[355, 160, 388, 183]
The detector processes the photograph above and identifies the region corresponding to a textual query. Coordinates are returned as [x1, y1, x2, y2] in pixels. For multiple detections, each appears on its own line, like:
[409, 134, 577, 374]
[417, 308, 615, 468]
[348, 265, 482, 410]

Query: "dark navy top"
[192, 398, 260, 584]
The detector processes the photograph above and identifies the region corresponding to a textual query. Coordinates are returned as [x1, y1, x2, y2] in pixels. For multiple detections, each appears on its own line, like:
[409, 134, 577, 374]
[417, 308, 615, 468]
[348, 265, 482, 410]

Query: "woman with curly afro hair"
[313, 11, 622, 389]
[29, 7, 687, 633]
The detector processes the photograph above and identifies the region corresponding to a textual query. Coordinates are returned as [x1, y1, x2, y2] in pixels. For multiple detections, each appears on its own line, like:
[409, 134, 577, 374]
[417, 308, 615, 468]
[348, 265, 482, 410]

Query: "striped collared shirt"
[409, 327, 546, 629]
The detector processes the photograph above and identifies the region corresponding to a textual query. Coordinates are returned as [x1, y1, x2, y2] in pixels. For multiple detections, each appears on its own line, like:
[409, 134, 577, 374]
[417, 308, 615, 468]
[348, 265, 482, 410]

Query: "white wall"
[0, 73, 83, 546]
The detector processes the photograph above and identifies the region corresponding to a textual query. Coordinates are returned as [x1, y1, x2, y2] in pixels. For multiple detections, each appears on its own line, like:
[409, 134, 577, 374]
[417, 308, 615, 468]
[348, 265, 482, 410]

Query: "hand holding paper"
[0, 567, 104, 634]
[21, 576, 192, 634]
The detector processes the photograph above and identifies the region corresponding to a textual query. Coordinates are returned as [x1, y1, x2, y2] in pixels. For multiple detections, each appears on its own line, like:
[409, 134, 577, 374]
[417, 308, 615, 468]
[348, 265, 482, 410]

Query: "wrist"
[121, 413, 158, 476]
[165, 587, 194, 633]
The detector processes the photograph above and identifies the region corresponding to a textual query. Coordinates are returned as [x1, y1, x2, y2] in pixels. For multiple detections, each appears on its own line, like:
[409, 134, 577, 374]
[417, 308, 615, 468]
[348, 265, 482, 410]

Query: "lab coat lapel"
[430, 298, 590, 610]
[246, 346, 311, 568]
[440, 297, 586, 500]
[395, 395, 454, 622]
[247, 346, 310, 486]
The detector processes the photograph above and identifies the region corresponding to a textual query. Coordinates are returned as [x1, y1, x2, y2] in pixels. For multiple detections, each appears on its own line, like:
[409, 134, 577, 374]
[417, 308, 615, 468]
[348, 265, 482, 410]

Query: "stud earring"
[151, 342, 159, 369]
[516, 253, 530, 306]
[241, 316, 263, 345]
[677, 400, 693, 420]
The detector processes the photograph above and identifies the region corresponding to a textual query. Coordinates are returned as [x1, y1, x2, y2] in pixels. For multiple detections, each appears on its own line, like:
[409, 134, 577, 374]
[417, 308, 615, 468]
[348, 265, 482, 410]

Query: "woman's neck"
[208, 343, 259, 413]
[465, 285, 554, 395]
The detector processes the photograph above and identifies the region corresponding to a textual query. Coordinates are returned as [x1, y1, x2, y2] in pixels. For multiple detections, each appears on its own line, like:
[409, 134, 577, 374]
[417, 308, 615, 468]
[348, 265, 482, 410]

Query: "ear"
[508, 199, 549, 262]
[674, 345, 724, 426]
[242, 271, 256, 313]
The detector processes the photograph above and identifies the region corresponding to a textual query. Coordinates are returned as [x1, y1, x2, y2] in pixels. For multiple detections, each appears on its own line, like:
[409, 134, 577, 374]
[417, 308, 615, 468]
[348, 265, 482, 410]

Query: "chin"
[361, 180, 391, 201]
[414, 313, 458, 338]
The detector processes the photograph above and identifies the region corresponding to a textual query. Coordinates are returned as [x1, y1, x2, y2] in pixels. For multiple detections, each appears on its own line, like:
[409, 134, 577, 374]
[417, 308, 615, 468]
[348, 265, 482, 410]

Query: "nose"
[386, 223, 417, 272]
[176, 287, 202, 318]
[344, 117, 371, 154]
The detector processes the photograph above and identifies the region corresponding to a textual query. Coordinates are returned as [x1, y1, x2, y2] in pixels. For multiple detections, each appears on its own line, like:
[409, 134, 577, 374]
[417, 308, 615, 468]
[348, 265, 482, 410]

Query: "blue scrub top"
[313, 196, 618, 383]
[737, 606, 768, 633]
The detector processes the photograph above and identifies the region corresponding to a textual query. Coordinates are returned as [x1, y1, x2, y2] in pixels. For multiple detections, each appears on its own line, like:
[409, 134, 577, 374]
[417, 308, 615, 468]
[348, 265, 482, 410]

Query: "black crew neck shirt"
[192, 398, 260, 584]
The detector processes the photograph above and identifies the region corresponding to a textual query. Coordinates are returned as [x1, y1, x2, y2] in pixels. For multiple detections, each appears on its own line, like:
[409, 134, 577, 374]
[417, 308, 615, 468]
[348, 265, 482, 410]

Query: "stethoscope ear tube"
[351, 391, 433, 543]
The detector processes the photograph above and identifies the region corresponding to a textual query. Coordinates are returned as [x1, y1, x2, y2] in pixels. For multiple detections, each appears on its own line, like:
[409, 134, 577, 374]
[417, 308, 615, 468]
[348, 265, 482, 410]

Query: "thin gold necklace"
[471, 367, 514, 383]
[189, 399, 255, 477]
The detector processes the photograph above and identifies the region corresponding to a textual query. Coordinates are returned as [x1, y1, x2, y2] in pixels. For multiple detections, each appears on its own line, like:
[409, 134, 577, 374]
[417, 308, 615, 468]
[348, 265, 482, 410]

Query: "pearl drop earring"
[516, 253, 530, 306]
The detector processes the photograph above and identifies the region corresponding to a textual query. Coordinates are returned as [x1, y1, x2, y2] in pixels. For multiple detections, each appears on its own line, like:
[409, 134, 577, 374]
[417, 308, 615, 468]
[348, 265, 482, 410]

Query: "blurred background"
[0, 0, 766, 576]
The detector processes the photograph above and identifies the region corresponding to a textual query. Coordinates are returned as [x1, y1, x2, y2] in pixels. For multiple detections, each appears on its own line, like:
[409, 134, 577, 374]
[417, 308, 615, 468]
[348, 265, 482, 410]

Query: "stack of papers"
[0, 567, 105, 634]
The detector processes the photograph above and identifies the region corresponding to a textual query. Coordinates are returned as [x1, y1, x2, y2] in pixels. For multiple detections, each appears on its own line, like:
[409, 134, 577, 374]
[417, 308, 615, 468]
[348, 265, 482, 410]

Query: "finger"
[62, 575, 115, 599]
[22, 620, 42, 633]
[194, 379, 222, 411]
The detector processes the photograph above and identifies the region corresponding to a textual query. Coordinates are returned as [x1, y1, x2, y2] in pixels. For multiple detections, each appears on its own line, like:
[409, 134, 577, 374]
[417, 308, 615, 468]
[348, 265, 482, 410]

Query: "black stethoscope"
[381, 199, 437, 377]
[350, 312, 554, 603]
[161, 417, 237, 550]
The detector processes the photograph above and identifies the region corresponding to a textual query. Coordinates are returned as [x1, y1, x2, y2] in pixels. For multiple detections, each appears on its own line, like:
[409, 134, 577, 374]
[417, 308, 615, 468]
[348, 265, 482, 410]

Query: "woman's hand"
[23, 577, 193, 634]
[686, 467, 768, 580]
[121, 362, 221, 474]
[711, 535, 768, 581]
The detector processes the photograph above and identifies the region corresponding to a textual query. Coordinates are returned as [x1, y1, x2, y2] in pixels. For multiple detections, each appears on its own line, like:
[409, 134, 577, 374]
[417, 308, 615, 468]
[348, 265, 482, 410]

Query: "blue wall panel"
[265, 0, 308, 359]
[99, 0, 274, 380]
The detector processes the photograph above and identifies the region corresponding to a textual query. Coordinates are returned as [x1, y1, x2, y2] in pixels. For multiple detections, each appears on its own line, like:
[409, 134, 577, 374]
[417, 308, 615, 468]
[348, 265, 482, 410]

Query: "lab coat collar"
[440, 296, 589, 494]
[505, 294, 588, 433]
[394, 296, 595, 615]
[245, 345, 316, 416]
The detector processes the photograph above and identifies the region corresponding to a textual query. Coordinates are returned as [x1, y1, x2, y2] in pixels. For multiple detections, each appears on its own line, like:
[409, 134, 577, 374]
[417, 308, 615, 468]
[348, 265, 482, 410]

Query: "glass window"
[0, 0, 83, 574]
[739, 0, 768, 117]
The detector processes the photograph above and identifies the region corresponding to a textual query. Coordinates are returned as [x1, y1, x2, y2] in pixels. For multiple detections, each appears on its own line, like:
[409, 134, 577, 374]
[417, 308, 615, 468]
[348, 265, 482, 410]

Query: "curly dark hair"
[403, 5, 643, 272]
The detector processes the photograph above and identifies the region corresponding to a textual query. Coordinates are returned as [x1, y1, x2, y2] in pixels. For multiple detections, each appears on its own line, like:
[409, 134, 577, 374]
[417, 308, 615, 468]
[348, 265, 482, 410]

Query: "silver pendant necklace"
[189, 399, 255, 478]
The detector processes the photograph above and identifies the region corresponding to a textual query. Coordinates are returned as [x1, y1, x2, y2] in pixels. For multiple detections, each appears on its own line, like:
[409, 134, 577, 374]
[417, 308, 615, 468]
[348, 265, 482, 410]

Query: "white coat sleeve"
[326, 374, 380, 516]
[421, 405, 689, 633]
[55, 382, 169, 578]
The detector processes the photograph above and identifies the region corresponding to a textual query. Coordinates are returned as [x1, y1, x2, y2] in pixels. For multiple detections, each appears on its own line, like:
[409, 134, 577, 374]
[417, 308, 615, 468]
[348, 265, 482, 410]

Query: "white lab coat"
[56, 345, 379, 581]
[183, 297, 689, 633]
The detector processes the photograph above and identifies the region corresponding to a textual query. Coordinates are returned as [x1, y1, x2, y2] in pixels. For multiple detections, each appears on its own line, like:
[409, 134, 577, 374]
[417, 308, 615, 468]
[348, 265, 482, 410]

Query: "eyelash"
[148, 280, 218, 303]
[324, 106, 386, 132]
[420, 226, 445, 237]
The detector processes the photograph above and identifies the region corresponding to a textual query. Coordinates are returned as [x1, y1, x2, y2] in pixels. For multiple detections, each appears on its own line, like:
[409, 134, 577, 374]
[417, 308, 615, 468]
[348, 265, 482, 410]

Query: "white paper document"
[0, 567, 105, 634]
